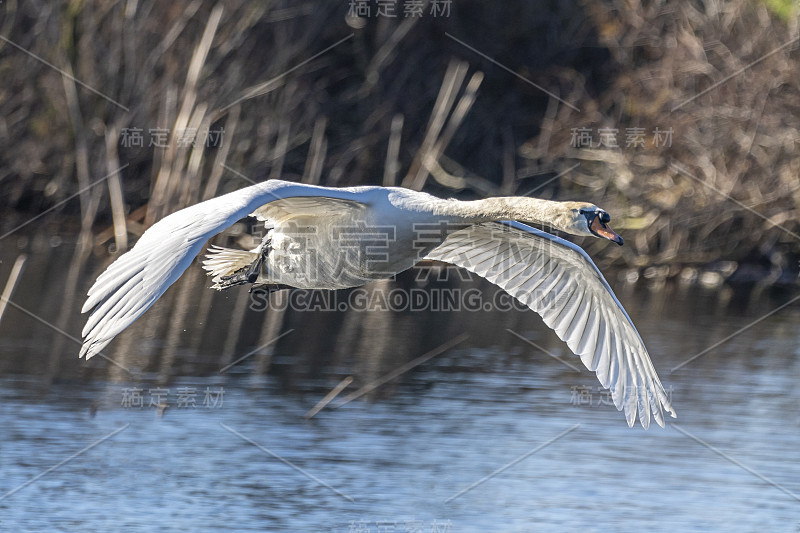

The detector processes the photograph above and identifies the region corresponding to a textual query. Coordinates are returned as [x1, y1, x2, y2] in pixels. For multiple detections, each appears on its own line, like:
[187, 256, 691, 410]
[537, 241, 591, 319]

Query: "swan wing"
[424, 220, 676, 429]
[251, 196, 367, 221]
[80, 180, 368, 359]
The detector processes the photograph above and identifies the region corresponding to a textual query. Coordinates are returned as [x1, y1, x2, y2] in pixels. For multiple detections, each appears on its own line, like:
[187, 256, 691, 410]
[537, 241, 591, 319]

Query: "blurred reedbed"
[0, 0, 799, 284]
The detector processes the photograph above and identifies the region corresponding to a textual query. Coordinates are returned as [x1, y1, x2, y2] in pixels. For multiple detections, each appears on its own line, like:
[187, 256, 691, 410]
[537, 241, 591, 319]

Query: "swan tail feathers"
[202, 245, 260, 289]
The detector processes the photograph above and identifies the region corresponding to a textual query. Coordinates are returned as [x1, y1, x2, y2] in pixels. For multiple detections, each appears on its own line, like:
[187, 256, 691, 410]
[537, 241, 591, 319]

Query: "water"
[1, 240, 799, 532]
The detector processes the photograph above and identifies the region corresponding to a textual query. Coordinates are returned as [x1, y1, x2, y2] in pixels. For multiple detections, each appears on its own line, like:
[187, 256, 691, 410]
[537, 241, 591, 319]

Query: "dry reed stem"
[403, 60, 469, 190]
[104, 124, 128, 252]
[383, 114, 404, 187]
[303, 116, 328, 185]
[0, 255, 26, 326]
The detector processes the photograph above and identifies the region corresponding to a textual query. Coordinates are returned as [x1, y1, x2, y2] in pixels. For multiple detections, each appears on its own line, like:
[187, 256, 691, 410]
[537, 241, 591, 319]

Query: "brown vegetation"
[1, 0, 799, 282]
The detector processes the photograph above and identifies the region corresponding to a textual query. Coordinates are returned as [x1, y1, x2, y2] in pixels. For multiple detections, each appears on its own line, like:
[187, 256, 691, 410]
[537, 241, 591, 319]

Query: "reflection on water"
[1, 241, 799, 531]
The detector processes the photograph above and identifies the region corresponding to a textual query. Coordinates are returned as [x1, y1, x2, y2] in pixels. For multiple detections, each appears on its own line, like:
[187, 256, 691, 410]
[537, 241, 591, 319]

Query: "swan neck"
[438, 197, 564, 227]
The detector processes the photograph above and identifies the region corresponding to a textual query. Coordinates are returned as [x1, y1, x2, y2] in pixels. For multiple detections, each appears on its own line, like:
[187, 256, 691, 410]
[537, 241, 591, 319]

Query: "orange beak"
[591, 216, 624, 245]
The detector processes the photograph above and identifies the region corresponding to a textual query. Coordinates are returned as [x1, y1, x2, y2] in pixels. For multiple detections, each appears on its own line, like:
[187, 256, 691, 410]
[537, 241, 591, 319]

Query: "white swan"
[80, 179, 676, 428]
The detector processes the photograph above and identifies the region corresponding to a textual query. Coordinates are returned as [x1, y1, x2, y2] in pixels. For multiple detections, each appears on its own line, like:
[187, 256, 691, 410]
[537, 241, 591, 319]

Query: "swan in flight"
[80, 179, 676, 428]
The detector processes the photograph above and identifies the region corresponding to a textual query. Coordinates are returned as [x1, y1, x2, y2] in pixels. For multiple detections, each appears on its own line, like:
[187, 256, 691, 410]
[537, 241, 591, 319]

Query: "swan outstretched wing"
[80, 180, 368, 359]
[424, 221, 676, 429]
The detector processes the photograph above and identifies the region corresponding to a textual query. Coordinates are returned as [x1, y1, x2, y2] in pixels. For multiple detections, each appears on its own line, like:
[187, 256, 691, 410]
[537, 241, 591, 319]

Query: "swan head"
[561, 202, 624, 245]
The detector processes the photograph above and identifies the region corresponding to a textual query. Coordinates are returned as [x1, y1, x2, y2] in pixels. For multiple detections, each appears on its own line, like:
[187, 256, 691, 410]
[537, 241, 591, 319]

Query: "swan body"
[80, 179, 676, 428]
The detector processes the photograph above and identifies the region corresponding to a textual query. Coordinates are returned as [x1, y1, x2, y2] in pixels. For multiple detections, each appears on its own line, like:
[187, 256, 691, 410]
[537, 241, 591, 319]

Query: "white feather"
[424, 221, 676, 428]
